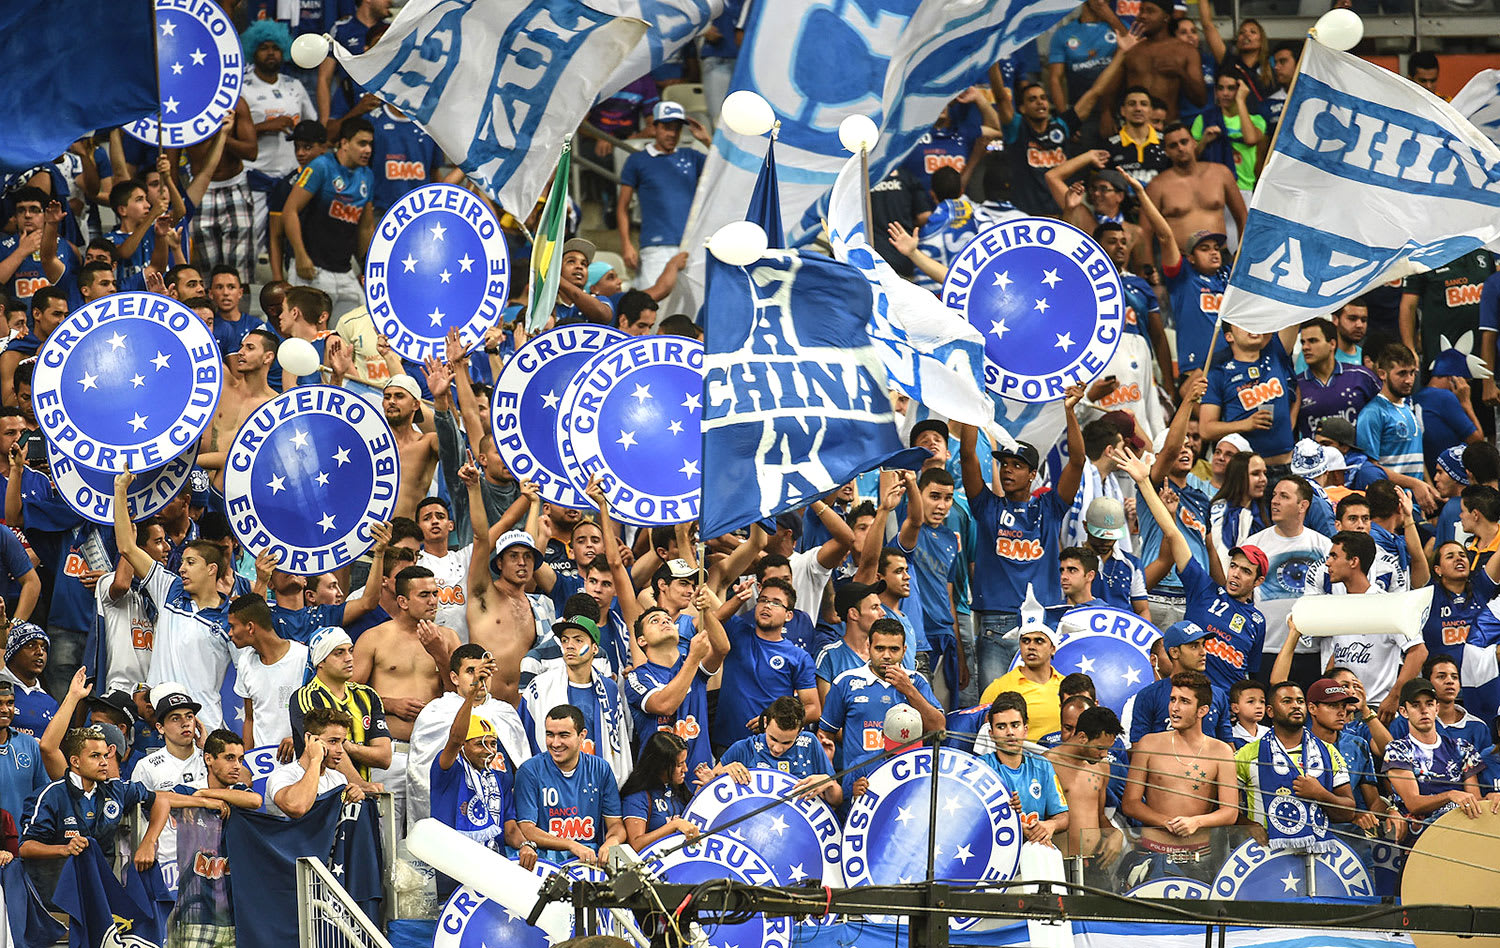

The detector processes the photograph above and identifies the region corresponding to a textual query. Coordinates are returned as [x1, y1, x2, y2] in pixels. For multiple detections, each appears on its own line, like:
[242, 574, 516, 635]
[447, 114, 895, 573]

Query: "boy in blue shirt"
[106, 179, 169, 292]
[979, 692, 1069, 845]
[1384, 678, 1483, 838]
[1201, 322, 1299, 469]
[718, 696, 841, 806]
[514, 704, 626, 865]
[896, 467, 965, 707]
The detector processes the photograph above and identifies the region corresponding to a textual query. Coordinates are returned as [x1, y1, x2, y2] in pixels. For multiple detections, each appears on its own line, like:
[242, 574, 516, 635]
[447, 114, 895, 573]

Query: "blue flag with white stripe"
[1220, 40, 1500, 333]
[701, 251, 924, 537]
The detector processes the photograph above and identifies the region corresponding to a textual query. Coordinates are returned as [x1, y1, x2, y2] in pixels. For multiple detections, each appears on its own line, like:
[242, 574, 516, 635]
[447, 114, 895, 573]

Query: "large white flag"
[1452, 68, 1500, 148]
[333, 0, 646, 218]
[1219, 41, 1500, 333]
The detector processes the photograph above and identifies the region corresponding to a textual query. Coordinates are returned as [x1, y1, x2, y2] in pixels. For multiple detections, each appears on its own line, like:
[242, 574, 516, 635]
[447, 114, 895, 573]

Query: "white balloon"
[1312, 9, 1363, 51]
[290, 33, 331, 69]
[838, 114, 880, 154]
[278, 337, 320, 377]
[720, 90, 777, 136]
[707, 220, 769, 266]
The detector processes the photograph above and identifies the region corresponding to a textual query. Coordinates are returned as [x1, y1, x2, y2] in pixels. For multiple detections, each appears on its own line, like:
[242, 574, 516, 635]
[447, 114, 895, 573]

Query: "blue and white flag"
[827, 152, 999, 435]
[670, 0, 1074, 311]
[124, 0, 244, 148]
[1452, 68, 1500, 149]
[1219, 40, 1500, 334]
[333, 0, 648, 218]
[53, 846, 164, 948]
[701, 251, 923, 537]
[1, 861, 66, 948]
[595, 0, 722, 97]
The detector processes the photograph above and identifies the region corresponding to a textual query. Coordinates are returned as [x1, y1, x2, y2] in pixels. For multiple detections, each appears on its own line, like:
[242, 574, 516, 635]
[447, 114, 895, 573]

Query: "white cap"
[384, 374, 423, 400]
[1219, 433, 1252, 455]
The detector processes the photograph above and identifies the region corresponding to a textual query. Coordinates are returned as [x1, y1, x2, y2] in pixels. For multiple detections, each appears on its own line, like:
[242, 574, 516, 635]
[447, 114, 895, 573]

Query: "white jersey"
[94, 572, 153, 694]
[264, 761, 347, 819]
[133, 746, 207, 887]
[418, 546, 472, 643]
[243, 71, 316, 177]
[234, 641, 310, 749]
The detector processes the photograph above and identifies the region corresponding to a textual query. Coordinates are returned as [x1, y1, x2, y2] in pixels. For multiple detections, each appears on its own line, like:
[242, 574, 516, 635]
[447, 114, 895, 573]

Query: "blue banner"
[53, 846, 164, 948]
[2, 861, 65, 948]
[701, 251, 923, 537]
[0, 0, 156, 172]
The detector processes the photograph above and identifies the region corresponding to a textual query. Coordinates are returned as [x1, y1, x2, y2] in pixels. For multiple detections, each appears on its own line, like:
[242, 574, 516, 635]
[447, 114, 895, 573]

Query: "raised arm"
[1074, 27, 1141, 121]
[1120, 446, 1193, 570]
[112, 470, 156, 578]
[1055, 385, 1087, 505]
[1131, 175, 1181, 271]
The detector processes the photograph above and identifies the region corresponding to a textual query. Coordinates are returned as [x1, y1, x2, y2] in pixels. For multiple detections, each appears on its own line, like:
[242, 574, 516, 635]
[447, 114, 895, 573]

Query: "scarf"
[1256, 729, 1336, 853]
[523, 665, 633, 786]
[449, 755, 509, 847]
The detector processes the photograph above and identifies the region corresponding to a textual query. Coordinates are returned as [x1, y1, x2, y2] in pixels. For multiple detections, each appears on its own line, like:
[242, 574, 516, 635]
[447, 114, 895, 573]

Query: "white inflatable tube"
[1289, 587, 1432, 639]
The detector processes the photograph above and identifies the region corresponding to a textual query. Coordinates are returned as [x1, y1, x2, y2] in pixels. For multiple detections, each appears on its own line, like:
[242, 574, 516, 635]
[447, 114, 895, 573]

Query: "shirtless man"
[354, 564, 460, 741]
[1120, 670, 1238, 883]
[199, 329, 279, 473]
[382, 376, 439, 521]
[1146, 123, 1245, 255]
[1046, 706, 1124, 865]
[1122, 0, 1206, 122]
[465, 467, 548, 706]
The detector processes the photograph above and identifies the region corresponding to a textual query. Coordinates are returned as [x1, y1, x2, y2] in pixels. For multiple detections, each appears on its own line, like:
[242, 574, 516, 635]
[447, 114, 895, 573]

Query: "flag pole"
[1199, 33, 1315, 379]
[860, 144, 874, 239]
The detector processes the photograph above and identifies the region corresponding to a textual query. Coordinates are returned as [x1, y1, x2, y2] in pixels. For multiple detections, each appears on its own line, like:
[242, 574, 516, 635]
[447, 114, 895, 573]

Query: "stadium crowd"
[2, 0, 1499, 938]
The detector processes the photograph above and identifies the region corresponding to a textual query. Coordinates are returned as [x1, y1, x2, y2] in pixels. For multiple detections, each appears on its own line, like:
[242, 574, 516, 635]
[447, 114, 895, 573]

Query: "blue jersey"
[327, 14, 373, 118]
[4, 679, 56, 740]
[370, 109, 441, 211]
[1049, 19, 1118, 103]
[1356, 394, 1424, 478]
[213, 313, 270, 361]
[970, 487, 1069, 613]
[622, 786, 686, 833]
[1389, 709, 1492, 757]
[514, 751, 621, 849]
[22, 776, 154, 861]
[0, 233, 74, 308]
[901, 124, 978, 193]
[943, 704, 990, 752]
[107, 224, 159, 292]
[1335, 729, 1377, 805]
[1295, 362, 1380, 439]
[818, 665, 938, 794]
[619, 146, 705, 247]
[713, 625, 816, 747]
[1205, 335, 1296, 459]
[0, 731, 46, 826]
[1425, 579, 1496, 660]
[1165, 258, 1229, 373]
[901, 524, 962, 644]
[622, 658, 713, 774]
[978, 752, 1068, 825]
[430, 751, 516, 848]
[293, 153, 373, 272]
[1127, 677, 1232, 743]
[815, 640, 866, 684]
[1121, 273, 1160, 342]
[1179, 559, 1266, 693]
[1412, 388, 1476, 473]
[913, 197, 980, 292]
[719, 732, 834, 781]
[270, 602, 348, 645]
[1094, 548, 1148, 611]
[1136, 477, 1211, 596]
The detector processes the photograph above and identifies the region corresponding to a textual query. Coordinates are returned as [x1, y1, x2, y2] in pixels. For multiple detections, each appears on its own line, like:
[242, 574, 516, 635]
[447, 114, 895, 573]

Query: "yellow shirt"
[978, 667, 1065, 741]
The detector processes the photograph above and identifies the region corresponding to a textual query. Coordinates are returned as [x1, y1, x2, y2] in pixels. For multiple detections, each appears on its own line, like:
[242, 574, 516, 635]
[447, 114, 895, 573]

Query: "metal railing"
[297, 857, 394, 948]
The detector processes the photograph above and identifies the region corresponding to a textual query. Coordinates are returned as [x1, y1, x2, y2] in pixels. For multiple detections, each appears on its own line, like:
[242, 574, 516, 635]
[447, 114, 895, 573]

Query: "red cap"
[1229, 544, 1270, 578]
[1306, 678, 1355, 704]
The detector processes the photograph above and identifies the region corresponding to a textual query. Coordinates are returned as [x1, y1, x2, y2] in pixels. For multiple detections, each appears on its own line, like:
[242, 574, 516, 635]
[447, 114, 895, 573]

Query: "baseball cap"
[1229, 544, 1269, 577]
[154, 690, 202, 720]
[465, 716, 497, 742]
[95, 722, 129, 765]
[992, 440, 1041, 470]
[562, 237, 596, 264]
[1400, 677, 1438, 704]
[1089, 168, 1131, 193]
[1315, 417, 1358, 448]
[909, 418, 949, 448]
[553, 615, 602, 645]
[653, 101, 687, 124]
[1163, 620, 1210, 650]
[775, 512, 803, 540]
[1437, 445, 1472, 486]
[491, 530, 542, 573]
[1219, 433, 1252, 455]
[1085, 497, 1127, 541]
[834, 580, 886, 618]
[664, 558, 697, 579]
[384, 374, 422, 401]
[289, 119, 327, 143]
[1290, 438, 1329, 478]
[88, 690, 139, 727]
[1320, 445, 1349, 473]
[1306, 678, 1356, 704]
[1187, 230, 1227, 251]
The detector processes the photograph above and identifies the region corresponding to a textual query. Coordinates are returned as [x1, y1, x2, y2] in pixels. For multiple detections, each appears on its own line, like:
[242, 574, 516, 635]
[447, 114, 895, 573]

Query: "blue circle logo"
[47, 440, 197, 526]
[435, 885, 549, 948]
[364, 184, 510, 363]
[124, 0, 242, 147]
[685, 772, 844, 887]
[643, 836, 794, 948]
[1124, 877, 1211, 899]
[1031, 606, 1161, 714]
[941, 217, 1123, 403]
[1210, 838, 1372, 900]
[33, 293, 222, 472]
[223, 385, 400, 575]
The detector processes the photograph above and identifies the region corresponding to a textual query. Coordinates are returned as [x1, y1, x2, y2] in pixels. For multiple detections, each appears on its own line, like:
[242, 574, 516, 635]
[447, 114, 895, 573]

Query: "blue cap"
[1437, 445, 1471, 487]
[1163, 620, 1210, 649]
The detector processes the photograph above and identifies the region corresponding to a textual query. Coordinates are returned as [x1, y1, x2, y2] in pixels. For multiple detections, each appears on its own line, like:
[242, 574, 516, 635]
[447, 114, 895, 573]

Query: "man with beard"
[1357, 345, 1428, 486]
[381, 375, 440, 520]
[242, 20, 316, 256]
[1234, 682, 1355, 848]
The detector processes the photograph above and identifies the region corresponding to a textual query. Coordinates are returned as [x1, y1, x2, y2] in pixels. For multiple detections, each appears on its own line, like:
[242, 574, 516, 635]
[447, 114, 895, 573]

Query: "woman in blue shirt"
[619, 732, 699, 851]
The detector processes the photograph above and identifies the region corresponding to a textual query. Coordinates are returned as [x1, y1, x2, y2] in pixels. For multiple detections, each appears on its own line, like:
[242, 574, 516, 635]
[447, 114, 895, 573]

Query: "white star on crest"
[1280, 871, 1300, 893]
[163, 97, 181, 114]
[106, 332, 127, 350]
[667, 419, 684, 435]
[439, 269, 452, 284]
[616, 430, 637, 450]
[190, 48, 206, 66]
[129, 373, 146, 388]
[78, 373, 98, 392]
[289, 429, 310, 449]
[989, 318, 1010, 340]
[895, 806, 915, 825]
[953, 844, 975, 865]
[128, 412, 149, 432]
[235, 705, 245, 723]
[428, 307, 445, 327]
[1054, 332, 1075, 352]
[768, 815, 788, 836]
[1040, 267, 1062, 288]
[1077, 654, 1096, 675]
[315, 471, 330, 486]
[1122, 666, 1143, 686]
[679, 459, 700, 478]
[160, 19, 176, 36]
[458, 253, 475, 272]
[151, 351, 171, 371]
[333, 447, 351, 466]
[401, 254, 417, 273]
[681, 393, 702, 412]
[540, 389, 560, 410]
[787, 863, 808, 882]
[171, 62, 183, 75]
[267, 475, 287, 494]
[942, 795, 964, 815]
[318, 512, 337, 532]
[330, 863, 343, 877]
[428, 221, 447, 241]
[630, 383, 652, 404]
[993, 270, 1013, 290]
[1034, 298, 1051, 314]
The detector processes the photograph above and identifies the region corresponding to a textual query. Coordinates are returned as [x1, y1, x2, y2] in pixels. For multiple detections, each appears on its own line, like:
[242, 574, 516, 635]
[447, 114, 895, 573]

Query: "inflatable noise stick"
[1289, 587, 1433, 640]
[406, 818, 573, 943]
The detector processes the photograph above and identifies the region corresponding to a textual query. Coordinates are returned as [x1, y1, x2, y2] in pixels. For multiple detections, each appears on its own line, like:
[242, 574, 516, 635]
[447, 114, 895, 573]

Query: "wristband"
[1362, 712, 1377, 723]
